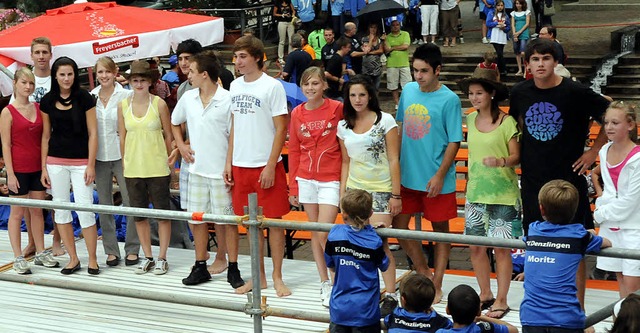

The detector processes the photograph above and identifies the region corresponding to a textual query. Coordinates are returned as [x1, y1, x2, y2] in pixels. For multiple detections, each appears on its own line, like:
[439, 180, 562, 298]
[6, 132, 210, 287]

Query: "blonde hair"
[606, 101, 638, 143]
[300, 66, 326, 86]
[14, 67, 35, 84]
[340, 189, 372, 230]
[538, 180, 578, 225]
[94, 56, 117, 73]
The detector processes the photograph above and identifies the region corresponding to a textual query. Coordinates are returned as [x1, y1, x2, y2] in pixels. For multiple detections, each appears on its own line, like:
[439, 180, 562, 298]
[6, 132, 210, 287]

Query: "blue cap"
[169, 54, 178, 66]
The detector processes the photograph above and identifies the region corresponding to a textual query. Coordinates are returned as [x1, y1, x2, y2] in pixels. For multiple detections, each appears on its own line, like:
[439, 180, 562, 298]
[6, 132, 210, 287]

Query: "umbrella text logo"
[93, 36, 140, 55]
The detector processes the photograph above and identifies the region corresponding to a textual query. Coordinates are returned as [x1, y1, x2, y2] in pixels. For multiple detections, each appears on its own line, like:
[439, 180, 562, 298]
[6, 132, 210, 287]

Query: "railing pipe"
[0, 197, 242, 225]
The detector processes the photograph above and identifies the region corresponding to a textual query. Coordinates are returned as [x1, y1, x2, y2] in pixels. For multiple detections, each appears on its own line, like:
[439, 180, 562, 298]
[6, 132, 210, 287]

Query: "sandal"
[486, 306, 511, 319]
[515, 71, 523, 76]
[480, 298, 495, 311]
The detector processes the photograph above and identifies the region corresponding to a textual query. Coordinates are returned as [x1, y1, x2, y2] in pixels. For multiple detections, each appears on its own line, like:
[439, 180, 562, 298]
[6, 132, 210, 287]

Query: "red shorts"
[232, 161, 290, 218]
[400, 186, 457, 222]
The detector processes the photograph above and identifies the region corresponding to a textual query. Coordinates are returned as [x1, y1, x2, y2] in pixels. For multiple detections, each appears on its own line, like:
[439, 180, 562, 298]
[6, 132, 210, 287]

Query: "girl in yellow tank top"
[116, 60, 174, 275]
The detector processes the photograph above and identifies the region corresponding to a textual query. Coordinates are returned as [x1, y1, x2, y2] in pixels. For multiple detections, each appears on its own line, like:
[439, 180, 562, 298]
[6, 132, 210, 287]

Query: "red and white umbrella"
[0, 55, 23, 96]
[0, 0, 224, 68]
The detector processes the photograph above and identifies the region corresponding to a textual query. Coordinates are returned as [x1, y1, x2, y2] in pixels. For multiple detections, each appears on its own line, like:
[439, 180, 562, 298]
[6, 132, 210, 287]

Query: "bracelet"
[502, 157, 507, 167]
[390, 197, 402, 200]
[391, 194, 402, 199]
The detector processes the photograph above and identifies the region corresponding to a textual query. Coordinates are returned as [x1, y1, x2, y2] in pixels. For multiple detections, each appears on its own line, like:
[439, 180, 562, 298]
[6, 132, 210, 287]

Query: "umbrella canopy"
[0, 1, 224, 68]
[277, 79, 306, 110]
[0, 55, 22, 97]
[356, 0, 406, 22]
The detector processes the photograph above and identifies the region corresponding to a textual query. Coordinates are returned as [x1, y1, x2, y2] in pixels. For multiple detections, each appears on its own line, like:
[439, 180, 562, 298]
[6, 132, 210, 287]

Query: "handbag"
[544, 2, 556, 16]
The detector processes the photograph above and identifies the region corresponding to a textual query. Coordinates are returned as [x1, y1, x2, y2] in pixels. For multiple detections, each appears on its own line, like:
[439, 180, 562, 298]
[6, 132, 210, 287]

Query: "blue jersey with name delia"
[325, 224, 389, 326]
[385, 307, 452, 333]
[520, 221, 604, 329]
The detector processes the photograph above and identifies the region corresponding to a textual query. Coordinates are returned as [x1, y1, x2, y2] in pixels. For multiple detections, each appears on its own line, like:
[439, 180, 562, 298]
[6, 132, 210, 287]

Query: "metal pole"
[0, 197, 242, 225]
[0, 273, 331, 323]
[247, 193, 263, 333]
[585, 290, 640, 328]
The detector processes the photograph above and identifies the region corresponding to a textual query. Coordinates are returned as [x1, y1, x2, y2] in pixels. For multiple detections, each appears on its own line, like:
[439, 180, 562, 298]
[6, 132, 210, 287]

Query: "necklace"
[58, 94, 73, 106]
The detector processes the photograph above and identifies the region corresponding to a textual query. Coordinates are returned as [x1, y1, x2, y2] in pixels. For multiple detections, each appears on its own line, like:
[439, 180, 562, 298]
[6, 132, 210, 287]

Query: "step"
[617, 55, 640, 66]
[604, 94, 640, 101]
[606, 74, 640, 85]
[602, 84, 640, 95]
[613, 65, 640, 74]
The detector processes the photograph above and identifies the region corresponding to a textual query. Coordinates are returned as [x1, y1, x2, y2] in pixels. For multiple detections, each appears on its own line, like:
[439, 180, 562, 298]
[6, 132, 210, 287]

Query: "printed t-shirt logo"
[403, 103, 431, 140]
[524, 102, 563, 141]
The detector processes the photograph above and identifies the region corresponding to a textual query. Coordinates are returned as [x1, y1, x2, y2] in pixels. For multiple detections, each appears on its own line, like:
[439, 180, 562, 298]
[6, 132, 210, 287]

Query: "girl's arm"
[0, 108, 17, 193]
[511, 15, 517, 39]
[84, 106, 98, 185]
[486, 12, 498, 28]
[368, 38, 385, 55]
[339, 138, 350, 199]
[385, 126, 402, 216]
[594, 165, 640, 223]
[503, 13, 511, 33]
[523, 12, 531, 33]
[157, 98, 174, 159]
[287, 110, 302, 203]
[117, 103, 127, 166]
[504, 135, 520, 167]
[40, 112, 51, 189]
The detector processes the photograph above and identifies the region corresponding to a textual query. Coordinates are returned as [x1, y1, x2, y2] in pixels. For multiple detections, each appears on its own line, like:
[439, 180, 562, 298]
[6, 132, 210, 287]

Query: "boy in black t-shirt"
[508, 38, 610, 311]
[324, 36, 352, 101]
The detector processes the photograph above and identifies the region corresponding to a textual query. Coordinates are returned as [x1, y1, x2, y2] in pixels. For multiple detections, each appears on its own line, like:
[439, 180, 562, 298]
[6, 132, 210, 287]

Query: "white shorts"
[187, 173, 234, 225]
[386, 67, 412, 91]
[597, 228, 640, 277]
[297, 177, 340, 207]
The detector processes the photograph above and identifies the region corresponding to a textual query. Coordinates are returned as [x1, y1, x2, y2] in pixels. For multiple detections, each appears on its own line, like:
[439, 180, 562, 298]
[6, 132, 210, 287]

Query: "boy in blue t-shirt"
[325, 189, 389, 333]
[436, 284, 518, 333]
[520, 180, 611, 333]
[384, 273, 452, 333]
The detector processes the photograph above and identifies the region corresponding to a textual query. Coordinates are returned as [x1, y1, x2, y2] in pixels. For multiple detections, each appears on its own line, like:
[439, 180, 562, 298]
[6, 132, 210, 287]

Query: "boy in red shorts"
[392, 43, 463, 303]
[224, 35, 292, 297]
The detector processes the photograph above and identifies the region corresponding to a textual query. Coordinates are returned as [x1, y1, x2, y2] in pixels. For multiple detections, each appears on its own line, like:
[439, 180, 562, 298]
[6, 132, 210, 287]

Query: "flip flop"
[480, 298, 495, 311]
[486, 306, 511, 319]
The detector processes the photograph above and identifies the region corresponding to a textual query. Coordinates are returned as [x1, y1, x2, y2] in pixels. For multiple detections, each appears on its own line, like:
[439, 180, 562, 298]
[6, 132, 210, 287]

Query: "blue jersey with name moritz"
[520, 221, 604, 329]
[385, 307, 452, 333]
[325, 224, 389, 326]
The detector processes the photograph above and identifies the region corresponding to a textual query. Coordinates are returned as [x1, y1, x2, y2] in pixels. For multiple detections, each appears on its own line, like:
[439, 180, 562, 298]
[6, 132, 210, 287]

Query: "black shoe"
[106, 256, 120, 267]
[61, 262, 81, 275]
[182, 265, 211, 286]
[227, 268, 245, 288]
[88, 265, 100, 275]
[380, 295, 398, 318]
[125, 255, 139, 266]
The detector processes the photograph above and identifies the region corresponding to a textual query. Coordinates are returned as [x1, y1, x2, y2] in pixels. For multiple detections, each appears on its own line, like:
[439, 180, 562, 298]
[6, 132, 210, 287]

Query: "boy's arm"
[476, 315, 518, 333]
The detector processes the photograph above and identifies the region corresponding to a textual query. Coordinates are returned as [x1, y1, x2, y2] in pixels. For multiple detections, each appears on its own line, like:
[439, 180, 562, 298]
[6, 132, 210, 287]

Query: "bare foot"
[433, 289, 443, 304]
[207, 258, 228, 274]
[52, 244, 65, 256]
[274, 279, 291, 297]
[584, 327, 595, 333]
[234, 279, 268, 294]
[22, 244, 36, 257]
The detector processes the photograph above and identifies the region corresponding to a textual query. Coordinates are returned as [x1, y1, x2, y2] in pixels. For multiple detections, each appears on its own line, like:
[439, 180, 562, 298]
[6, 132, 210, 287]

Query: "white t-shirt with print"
[337, 112, 397, 192]
[230, 73, 288, 167]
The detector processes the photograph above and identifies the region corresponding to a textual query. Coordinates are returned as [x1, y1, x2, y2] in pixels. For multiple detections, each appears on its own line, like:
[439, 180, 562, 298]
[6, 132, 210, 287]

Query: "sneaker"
[412, 39, 419, 45]
[418, 40, 425, 45]
[227, 267, 245, 288]
[182, 265, 211, 285]
[482, 37, 489, 44]
[320, 280, 332, 308]
[380, 294, 399, 318]
[34, 250, 60, 268]
[13, 256, 31, 275]
[459, 37, 465, 44]
[153, 259, 169, 275]
[135, 257, 155, 274]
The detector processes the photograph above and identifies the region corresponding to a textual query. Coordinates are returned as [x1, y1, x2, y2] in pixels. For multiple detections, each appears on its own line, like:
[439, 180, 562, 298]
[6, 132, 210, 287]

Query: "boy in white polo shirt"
[171, 51, 244, 287]
[224, 35, 292, 297]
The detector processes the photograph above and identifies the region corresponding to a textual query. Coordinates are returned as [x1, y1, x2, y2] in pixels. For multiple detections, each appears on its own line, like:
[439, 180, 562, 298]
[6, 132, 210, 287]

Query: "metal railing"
[0, 194, 634, 331]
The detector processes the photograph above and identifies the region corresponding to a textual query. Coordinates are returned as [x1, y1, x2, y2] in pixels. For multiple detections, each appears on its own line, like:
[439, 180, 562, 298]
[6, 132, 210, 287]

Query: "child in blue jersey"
[520, 180, 611, 333]
[436, 284, 518, 333]
[325, 189, 389, 333]
[384, 273, 453, 333]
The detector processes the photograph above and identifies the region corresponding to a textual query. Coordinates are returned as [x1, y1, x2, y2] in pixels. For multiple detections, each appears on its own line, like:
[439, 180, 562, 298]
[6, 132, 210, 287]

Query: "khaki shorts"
[386, 67, 412, 91]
